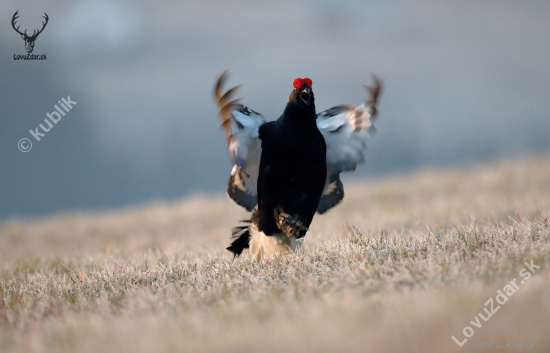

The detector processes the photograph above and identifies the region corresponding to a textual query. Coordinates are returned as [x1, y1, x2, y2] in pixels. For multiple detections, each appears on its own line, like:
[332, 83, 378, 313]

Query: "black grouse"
[214, 72, 381, 261]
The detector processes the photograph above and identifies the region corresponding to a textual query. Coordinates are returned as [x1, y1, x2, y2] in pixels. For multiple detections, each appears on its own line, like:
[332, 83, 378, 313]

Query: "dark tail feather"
[226, 220, 252, 258]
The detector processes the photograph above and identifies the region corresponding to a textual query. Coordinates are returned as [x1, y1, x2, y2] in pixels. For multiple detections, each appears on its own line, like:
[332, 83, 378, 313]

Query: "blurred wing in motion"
[316, 76, 382, 214]
[214, 71, 265, 211]
[316, 174, 344, 214]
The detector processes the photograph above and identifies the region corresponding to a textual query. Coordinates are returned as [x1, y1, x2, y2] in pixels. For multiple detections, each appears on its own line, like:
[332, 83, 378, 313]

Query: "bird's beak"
[300, 87, 311, 105]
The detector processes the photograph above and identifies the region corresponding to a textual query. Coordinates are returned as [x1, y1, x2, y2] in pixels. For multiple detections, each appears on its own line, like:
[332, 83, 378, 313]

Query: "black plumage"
[254, 84, 326, 238]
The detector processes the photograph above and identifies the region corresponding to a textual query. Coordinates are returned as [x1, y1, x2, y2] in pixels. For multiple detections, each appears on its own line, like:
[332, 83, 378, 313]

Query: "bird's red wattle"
[303, 77, 312, 88]
[293, 78, 304, 88]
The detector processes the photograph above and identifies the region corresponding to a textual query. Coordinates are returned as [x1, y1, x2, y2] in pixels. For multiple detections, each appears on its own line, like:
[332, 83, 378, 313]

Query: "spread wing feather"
[316, 76, 382, 213]
[215, 71, 265, 211]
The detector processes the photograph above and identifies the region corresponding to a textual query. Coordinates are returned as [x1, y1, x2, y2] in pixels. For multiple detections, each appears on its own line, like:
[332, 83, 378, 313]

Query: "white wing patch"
[317, 103, 377, 179]
[316, 77, 382, 213]
[215, 71, 265, 211]
[227, 107, 264, 168]
[225, 107, 264, 211]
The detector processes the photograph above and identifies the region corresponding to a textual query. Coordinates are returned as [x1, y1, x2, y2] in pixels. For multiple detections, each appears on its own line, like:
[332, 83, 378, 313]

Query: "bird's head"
[285, 77, 316, 117]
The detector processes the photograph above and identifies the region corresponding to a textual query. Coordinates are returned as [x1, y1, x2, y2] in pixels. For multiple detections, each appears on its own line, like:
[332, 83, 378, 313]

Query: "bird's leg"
[277, 210, 308, 238]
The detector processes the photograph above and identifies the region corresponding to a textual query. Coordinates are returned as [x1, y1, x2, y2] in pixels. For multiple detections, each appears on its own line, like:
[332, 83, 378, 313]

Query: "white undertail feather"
[249, 227, 303, 262]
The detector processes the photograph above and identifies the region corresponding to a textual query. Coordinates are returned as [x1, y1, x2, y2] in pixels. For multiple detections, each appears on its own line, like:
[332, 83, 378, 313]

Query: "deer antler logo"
[12, 11, 49, 54]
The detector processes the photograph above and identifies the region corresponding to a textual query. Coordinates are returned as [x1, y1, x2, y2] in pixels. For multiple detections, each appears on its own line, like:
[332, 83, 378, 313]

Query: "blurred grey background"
[1, 0, 549, 219]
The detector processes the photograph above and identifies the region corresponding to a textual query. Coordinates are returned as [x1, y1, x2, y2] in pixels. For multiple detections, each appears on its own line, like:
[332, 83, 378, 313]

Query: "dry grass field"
[1, 155, 549, 352]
